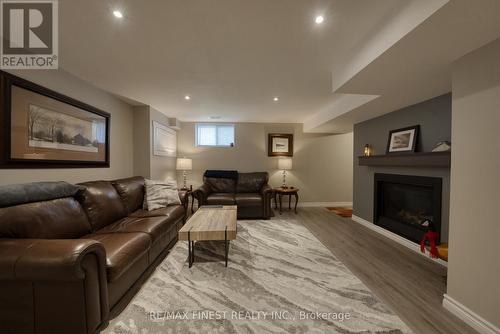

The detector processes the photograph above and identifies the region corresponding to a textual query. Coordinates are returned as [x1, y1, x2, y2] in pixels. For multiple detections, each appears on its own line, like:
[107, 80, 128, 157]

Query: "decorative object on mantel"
[268, 133, 293, 156]
[278, 158, 292, 188]
[153, 121, 177, 157]
[176, 157, 192, 190]
[363, 144, 372, 156]
[432, 141, 451, 152]
[0, 71, 110, 168]
[386, 125, 420, 154]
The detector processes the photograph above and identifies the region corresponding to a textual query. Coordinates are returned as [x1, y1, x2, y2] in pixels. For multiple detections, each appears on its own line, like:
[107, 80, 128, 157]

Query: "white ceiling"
[307, 0, 500, 133]
[58, 0, 500, 131]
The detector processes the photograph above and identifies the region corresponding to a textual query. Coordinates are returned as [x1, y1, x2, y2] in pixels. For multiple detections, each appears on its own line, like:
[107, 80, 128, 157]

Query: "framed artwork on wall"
[153, 120, 177, 157]
[386, 125, 420, 154]
[0, 71, 110, 168]
[268, 133, 293, 157]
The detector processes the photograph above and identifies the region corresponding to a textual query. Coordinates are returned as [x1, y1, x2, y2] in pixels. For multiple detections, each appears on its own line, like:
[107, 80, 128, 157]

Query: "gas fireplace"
[374, 173, 442, 244]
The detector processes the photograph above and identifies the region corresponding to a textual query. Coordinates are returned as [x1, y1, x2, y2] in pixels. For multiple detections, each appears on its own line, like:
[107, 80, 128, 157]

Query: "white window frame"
[195, 123, 235, 147]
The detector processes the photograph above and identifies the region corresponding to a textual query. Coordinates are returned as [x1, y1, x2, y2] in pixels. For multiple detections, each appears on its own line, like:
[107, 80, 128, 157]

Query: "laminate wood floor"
[282, 207, 476, 334]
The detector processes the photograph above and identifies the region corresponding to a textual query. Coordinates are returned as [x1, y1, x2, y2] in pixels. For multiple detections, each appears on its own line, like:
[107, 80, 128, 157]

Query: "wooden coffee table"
[178, 205, 237, 267]
[274, 187, 299, 214]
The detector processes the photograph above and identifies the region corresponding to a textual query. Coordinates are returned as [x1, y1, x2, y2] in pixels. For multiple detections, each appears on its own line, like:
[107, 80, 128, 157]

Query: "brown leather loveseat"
[0, 176, 187, 334]
[193, 170, 273, 219]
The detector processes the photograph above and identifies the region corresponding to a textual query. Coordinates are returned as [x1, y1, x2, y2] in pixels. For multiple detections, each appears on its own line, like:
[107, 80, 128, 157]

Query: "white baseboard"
[443, 294, 500, 334]
[298, 202, 352, 208]
[351, 215, 447, 267]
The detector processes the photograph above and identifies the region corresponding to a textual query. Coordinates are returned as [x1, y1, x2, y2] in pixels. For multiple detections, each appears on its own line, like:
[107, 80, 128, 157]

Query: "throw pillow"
[143, 179, 181, 211]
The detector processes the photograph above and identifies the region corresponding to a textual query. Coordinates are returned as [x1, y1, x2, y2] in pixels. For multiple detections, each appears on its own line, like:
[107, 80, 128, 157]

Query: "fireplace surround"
[374, 173, 442, 244]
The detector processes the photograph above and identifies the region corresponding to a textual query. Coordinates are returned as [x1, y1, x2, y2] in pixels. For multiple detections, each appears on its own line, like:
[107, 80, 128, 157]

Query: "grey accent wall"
[353, 94, 451, 241]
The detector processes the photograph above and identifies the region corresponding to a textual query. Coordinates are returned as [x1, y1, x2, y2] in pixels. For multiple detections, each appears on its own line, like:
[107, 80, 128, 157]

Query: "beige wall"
[178, 122, 353, 203]
[0, 69, 134, 186]
[446, 38, 500, 329]
[132, 106, 176, 180]
[132, 106, 150, 178]
[149, 108, 176, 180]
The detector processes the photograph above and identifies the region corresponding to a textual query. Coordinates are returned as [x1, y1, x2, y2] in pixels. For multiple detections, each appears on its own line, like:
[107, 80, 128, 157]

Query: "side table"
[191, 192, 197, 213]
[273, 187, 299, 214]
[179, 187, 194, 215]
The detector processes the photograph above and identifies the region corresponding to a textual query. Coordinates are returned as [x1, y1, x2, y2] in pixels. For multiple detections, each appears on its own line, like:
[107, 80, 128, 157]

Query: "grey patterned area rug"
[104, 217, 412, 334]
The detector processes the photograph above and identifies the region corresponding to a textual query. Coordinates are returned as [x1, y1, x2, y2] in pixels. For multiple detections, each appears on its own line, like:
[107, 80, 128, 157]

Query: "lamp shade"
[278, 158, 292, 170]
[176, 158, 192, 171]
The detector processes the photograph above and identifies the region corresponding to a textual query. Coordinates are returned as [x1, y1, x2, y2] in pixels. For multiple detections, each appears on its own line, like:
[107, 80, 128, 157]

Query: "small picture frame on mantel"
[386, 125, 419, 154]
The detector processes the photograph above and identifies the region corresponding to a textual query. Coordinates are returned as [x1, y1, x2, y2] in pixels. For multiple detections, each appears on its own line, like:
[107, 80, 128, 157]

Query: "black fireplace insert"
[374, 173, 442, 244]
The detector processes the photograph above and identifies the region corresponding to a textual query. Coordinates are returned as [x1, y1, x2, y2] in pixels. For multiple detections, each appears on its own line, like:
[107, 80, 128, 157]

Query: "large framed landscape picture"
[0, 71, 110, 168]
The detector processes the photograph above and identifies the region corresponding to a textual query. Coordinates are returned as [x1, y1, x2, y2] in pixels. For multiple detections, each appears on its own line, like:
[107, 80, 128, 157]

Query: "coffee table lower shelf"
[179, 205, 237, 268]
[187, 226, 231, 267]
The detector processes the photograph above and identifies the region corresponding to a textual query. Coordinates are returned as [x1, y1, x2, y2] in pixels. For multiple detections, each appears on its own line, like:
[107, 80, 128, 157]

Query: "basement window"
[195, 123, 235, 147]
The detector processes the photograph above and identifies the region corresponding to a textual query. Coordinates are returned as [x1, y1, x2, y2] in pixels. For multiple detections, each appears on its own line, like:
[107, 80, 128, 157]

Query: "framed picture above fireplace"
[386, 125, 419, 154]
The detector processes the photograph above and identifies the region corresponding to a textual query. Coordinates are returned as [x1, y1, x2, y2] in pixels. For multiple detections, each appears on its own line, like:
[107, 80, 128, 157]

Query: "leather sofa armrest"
[260, 184, 274, 219]
[0, 238, 110, 334]
[0, 238, 106, 281]
[193, 184, 212, 206]
[260, 184, 273, 196]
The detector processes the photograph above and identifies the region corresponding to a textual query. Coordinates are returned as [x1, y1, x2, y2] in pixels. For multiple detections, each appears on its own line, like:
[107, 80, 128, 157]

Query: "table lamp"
[176, 157, 192, 190]
[278, 158, 292, 188]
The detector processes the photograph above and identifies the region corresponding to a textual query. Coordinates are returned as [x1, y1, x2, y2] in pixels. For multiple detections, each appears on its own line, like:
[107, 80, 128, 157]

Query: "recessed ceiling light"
[113, 10, 123, 18]
[315, 15, 324, 24]
[273, 97, 279, 102]
[209, 116, 222, 120]
[184, 95, 191, 100]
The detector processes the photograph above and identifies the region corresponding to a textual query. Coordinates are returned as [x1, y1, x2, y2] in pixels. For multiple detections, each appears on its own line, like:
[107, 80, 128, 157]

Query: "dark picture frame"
[386, 125, 419, 154]
[0, 71, 110, 168]
[268, 133, 293, 157]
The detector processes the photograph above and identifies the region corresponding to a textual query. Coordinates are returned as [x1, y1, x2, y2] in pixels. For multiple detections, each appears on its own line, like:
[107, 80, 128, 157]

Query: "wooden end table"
[178, 205, 237, 267]
[274, 187, 299, 214]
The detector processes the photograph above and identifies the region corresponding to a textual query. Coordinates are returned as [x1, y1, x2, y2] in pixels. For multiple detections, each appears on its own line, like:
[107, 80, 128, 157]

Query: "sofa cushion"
[205, 177, 236, 193]
[96, 216, 176, 242]
[77, 181, 126, 231]
[235, 193, 263, 207]
[112, 177, 144, 214]
[129, 205, 185, 222]
[206, 193, 235, 205]
[0, 197, 92, 239]
[237, 172, 268, 193]
[143, 179, 181, 211]
[81, 232, 151, 282]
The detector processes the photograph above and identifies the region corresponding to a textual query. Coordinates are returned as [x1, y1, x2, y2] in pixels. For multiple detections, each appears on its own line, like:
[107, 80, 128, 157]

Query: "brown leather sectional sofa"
[193, 171, 274, 219]
[0, 176, 188, 334]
